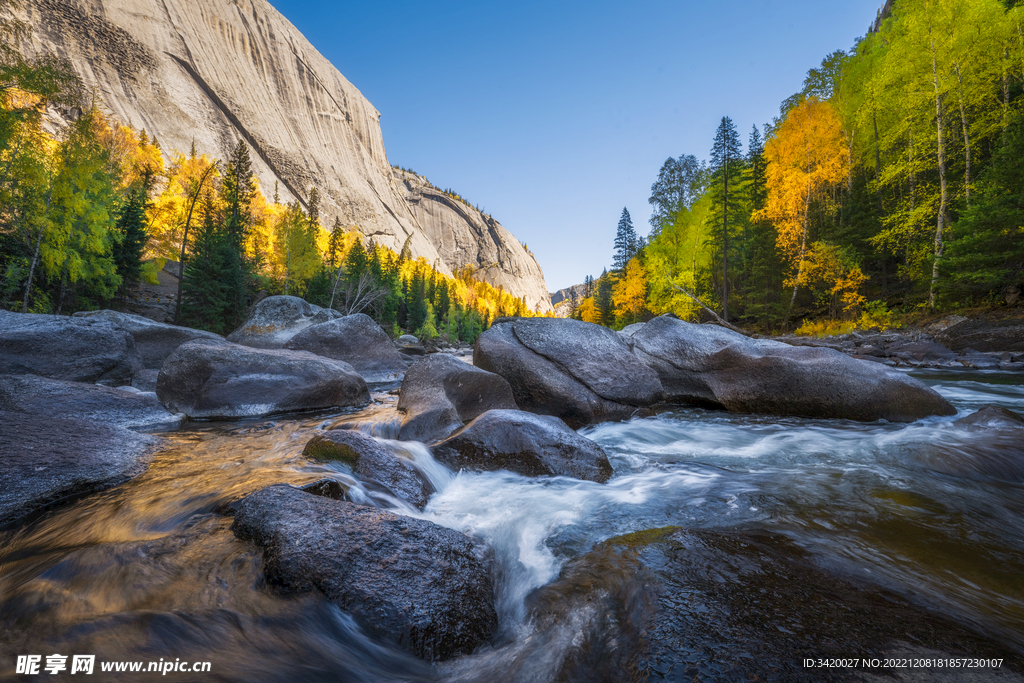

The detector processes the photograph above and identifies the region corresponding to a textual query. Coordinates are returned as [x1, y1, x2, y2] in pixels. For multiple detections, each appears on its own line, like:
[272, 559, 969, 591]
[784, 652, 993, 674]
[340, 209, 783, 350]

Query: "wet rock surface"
[432, 409, 613, 482]
[156, 338, 369, 419]
[303, 430, 432, 508]
[397, 354, 517, 442]
[0, 374, 178, 430]
[525, 528, 1023, 682]
[0, 310, 141, 386]
[285, 313, 407, 383]
[0, 410, 156, 528]
[634, 316, 956, 422]
[909, 405, 1024, 482]
[73, 309, 223, 369]
[231, 484, 497, 661]
[226, 296, 340, 349]
[935, 318, 1024, 354]
[474, 319, 663, 428]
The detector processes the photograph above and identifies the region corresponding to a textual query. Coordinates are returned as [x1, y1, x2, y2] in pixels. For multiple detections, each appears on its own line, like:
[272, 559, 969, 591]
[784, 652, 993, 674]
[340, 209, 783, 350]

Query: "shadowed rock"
[227, 296, 340, 349]
[157, 338, 369, 419]
[912, 405, 1024, 482]
[0, 310, 141, 386]
[0, 374, 178, 430]
[395, 335, 426, 356]
[285, 313, 407, 383]
[0, 410, 156, 528]
[432, 409, 613, 482]
[303, 430, 432, 508]
[935, 318, 1024, 353]
[397, 354, 517, 442]
[73, 309, 223, 369]
[474, 319, 664, 429]
[231, 484, 497, 661]
[631, 316, 956, 422]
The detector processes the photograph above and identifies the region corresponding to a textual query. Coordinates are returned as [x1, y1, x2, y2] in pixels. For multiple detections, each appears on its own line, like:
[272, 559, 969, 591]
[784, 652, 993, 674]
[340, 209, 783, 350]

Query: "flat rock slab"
[231, 484, 497, 661]
[0, 310, 141, 386]
[397, 354, 517, 443]
[74, 309, 223, 369]
[157, 339, 369, 419]
[632, 316, 956, 422]
[522, 528, 1023, 682]
[0, 374, 179, 430]
[475, 320, 662, 429]
[935, 319, 1024, 353]
[303, 430, 433, 508]
[226, 296, 339, 349]
[285, 313, 408, 383]
[0, 410, 156, 528]
[432, 409, 613, 482]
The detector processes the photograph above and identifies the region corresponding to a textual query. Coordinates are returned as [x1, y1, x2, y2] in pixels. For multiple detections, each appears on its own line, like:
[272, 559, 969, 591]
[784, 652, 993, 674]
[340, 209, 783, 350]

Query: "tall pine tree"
[709, 116, 744, 322]
[613, 208, 638, 271]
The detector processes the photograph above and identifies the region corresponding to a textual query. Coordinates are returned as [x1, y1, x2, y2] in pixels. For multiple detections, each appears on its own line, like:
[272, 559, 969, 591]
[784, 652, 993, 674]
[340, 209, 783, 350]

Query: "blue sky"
[269, 0, 883, 291]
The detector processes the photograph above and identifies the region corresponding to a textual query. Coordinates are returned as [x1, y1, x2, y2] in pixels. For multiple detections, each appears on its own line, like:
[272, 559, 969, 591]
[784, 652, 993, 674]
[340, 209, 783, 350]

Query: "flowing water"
[1, 370, 1023, 681]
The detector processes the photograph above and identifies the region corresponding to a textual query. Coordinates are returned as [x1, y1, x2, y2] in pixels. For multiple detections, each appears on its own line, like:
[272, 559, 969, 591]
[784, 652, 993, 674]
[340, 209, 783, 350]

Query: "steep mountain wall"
[395, 170, 551, 313]
[16, 0, 550, 310]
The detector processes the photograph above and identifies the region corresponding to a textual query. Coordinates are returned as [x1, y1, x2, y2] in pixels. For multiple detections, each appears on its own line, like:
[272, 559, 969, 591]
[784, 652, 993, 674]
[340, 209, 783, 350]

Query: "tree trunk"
[928, 29, 948, 311]
[954, 62, 971, 207]
[21, 228, 45, 313]
[873, 110, 883, 214]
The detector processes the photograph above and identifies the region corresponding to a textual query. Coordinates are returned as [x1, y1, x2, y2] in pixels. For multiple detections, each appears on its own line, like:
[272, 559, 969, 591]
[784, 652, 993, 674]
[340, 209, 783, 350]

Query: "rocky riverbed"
[1, 301, 1022, 681]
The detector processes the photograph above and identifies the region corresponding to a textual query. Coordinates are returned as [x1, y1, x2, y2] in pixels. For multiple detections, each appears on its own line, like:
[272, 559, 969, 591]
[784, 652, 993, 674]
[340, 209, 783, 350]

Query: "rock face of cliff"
[395, 170, 551, 313]
[18, 0, 551, 311]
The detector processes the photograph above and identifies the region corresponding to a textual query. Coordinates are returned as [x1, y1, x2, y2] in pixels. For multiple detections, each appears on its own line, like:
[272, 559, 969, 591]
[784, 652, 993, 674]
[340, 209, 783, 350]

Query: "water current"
[1, 368, 1023, 681]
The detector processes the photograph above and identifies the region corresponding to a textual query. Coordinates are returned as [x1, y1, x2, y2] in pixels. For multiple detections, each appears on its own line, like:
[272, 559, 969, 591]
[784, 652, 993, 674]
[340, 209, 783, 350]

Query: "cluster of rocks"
[775, 315, 1024, 371]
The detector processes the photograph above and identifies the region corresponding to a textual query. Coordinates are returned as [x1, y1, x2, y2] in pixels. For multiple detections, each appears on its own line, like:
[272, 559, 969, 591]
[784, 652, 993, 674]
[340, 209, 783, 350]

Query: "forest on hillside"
[0, 1, 531, 340]
[573, 0, 1024, 334]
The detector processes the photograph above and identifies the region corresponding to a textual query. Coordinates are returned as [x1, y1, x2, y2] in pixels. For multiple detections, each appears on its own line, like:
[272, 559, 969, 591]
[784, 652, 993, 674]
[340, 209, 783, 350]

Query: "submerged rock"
[0, 374, 179, 430]
[285, 313, 407, 383]
[226, 296, 339, 349]
[474, 318, 664, 429]
[231, 484, 497, 661]
[954, 404, 1024, 429]
[432, 409, 613, 482]
[303, 430, 432, 508]
[0, 410, 156, 528]
[0, 310, 141, 386]
[397, 354, 517, 442]
[913, 405, 1024, 482]
[73, 309, 223, 369]
[631, 316, 956, 422]
[156, 338, 369, 419]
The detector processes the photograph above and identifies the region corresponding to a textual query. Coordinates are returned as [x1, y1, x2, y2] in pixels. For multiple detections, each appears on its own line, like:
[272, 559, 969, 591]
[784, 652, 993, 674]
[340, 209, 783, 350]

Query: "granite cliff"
[16, 0, 551, 312]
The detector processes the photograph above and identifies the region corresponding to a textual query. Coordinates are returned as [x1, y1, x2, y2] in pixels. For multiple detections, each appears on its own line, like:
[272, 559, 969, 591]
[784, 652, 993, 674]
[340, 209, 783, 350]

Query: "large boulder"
[0, 410, 156, 528]
[473, 318, 664, 429]
[303, 430, 433, 508]
[912, 405, 1024, 482]
[156, 339, 369, 419]
[285, 313, 408, 383]
[73, 309, 223, 369]
[226, 296, 340, 349]
[432, 409, 613, 482]
[0, 374, 179, 430]
[397, 354, 517, 442]
[0, 310, 141, 386]
[231, 484, 497, 661]
[631, 316, 956, 422]
[935, 318, 1024, 353]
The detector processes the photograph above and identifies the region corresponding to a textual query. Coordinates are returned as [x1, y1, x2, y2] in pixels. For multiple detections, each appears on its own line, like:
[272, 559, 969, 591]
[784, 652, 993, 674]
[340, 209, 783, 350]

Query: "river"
[1, 369, 1022, 681]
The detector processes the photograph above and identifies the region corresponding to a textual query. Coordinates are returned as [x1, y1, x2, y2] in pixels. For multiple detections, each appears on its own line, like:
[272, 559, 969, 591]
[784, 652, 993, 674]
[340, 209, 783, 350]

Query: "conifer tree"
[112, 185, 148, 293]
[180, 191, 230, 333]
[709, 116, 744, 322]
[613, 208, 638, 271]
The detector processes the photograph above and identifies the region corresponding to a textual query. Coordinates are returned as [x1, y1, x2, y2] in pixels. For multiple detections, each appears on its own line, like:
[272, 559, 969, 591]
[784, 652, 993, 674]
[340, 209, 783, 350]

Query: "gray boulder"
[156, 339, 369, 419]
[474, 318, 664, 429]
[303, 430, 433, 508]
[285, 313, 407, 382]
[73, 309, 223, 369]
[231, 484, 497, 661]
[935, 318, 1024, 353]
[915, 405, 1024, 482]
[954, 404, 1024, 430]
[0, 310, 141, 386]
[0, 410, 156, 528]
[432, 409, 613, 482]
[0, 374, 179, 430]
[397, 354, 517, 442]
[395, 334, 426, 356]
[631, 316, 956, 422]
[226, 296, 340, 349]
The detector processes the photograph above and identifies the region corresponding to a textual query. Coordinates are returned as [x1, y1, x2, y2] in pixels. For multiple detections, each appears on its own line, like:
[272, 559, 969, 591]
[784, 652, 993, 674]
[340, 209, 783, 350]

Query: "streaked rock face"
[21, 0, 550, 311]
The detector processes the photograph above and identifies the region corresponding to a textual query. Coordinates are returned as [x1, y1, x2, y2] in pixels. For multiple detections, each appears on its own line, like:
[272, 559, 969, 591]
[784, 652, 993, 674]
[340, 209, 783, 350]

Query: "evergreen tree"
[180, 191, 230, 333]
[219, 140, 256, 324]
[112, 185, 148, 294]
[327, 217, 345, 269]
[613, 208, 638, 271]
[709, 116, 744, 322]
[595, 269, 615, 326]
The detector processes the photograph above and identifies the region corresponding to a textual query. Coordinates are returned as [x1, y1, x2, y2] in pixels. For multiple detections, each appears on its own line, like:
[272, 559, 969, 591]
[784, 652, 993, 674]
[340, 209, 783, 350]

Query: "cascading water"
[1, 370, 1022, 681]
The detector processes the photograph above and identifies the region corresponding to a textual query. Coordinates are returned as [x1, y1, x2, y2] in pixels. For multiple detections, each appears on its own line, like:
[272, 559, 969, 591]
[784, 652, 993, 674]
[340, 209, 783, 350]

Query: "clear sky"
[268, 0, 883, 292]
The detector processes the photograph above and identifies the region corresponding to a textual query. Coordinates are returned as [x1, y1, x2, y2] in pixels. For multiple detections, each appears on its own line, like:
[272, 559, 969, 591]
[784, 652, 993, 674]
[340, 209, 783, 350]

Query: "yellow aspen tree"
[612, 257, 647, 323]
